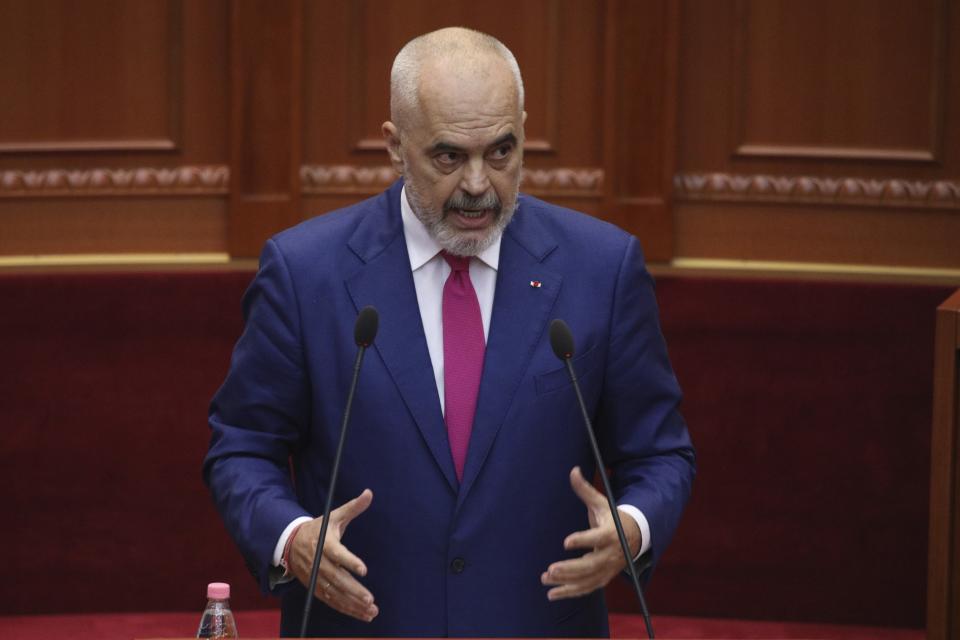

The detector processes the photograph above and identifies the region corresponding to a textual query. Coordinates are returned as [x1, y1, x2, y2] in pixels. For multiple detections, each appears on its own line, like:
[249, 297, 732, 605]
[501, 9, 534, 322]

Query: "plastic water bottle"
[196, 582, 238, 638]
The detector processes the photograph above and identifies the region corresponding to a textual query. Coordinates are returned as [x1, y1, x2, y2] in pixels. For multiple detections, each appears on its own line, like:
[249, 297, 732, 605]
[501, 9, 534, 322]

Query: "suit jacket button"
[450, 557, 466, 574]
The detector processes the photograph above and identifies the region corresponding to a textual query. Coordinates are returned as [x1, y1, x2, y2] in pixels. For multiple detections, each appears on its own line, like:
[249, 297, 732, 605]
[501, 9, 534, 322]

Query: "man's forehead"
[407, 83, 522, 149]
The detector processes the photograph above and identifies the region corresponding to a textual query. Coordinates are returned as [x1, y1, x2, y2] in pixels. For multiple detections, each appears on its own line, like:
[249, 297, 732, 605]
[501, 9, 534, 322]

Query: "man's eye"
[436, 152, 460, 166]
[490, 145, 512, 160]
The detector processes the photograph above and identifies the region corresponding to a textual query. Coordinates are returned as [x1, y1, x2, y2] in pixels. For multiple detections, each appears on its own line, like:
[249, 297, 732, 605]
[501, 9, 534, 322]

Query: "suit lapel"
[456, 201, 561, 508]
[345, 183, 459, 494]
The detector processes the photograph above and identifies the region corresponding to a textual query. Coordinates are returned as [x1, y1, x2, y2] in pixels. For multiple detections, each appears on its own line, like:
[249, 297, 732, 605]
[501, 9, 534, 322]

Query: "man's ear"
[382, 121, 404, 174]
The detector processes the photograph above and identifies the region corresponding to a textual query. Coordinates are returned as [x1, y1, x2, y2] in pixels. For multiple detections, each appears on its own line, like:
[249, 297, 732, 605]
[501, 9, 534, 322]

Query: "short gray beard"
[406, 181, 518, 257]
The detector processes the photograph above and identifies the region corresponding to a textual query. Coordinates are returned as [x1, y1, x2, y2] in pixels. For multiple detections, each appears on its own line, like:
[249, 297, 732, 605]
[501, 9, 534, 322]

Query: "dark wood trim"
[533, 0, 562, 155]
[732, 144, 937, 163]
[0, 139, 179, 153]
[928, 288, 960, 640]
[601, 0, 678, 262]
[167, 0, 185, 155]
[227, 0, 302, 258]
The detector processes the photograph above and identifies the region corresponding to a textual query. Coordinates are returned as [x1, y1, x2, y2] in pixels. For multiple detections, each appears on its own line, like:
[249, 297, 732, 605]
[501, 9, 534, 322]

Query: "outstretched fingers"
[539, 466, 635, 601]
[540, 552, 606, 601]
[564, 525, 612, 552]
[293, 488, 378, 623]
[314, 555, 378, 622]
[322, 527, 369, 577]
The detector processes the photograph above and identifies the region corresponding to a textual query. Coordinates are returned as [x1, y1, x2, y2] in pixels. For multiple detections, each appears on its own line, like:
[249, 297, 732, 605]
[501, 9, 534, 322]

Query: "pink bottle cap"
[207, 582, 230, 599]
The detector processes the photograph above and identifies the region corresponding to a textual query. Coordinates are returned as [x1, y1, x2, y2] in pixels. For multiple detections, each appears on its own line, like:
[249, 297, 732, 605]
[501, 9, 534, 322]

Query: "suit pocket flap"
[534, 344, 602, 395]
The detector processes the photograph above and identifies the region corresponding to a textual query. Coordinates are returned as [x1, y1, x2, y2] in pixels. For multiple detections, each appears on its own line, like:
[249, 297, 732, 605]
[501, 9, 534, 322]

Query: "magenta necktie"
[441, 251, 486, 481]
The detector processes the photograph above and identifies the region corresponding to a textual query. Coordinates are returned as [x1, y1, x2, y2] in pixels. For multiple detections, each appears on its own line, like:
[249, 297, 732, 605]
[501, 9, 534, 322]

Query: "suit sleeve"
[203, 238, 313, 594]
[598, 235, 696, 573]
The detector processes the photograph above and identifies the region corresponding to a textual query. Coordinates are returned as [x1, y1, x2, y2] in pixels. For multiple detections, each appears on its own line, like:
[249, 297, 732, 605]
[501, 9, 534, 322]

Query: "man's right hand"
[288, 489, 378, 622]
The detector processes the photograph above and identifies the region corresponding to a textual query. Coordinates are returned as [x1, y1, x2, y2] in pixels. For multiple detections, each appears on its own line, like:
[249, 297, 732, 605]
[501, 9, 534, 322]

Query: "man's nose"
[459, 157, 490, 196]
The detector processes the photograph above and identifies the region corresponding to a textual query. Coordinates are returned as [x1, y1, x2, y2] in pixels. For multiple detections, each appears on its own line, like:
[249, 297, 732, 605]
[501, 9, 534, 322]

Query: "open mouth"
[447, 208, 495, 230]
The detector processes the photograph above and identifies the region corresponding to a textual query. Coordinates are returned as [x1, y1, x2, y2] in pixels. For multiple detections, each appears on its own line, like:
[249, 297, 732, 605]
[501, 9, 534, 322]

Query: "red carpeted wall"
[612, 276, 952, 629]
[0, 271, 270, 615]
[0, 271, 952, 627]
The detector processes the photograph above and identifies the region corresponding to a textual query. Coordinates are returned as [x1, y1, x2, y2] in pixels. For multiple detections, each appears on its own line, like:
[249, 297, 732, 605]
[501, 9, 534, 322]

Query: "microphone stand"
[300, 307, 378, 637]
[551, 319, 655, 639]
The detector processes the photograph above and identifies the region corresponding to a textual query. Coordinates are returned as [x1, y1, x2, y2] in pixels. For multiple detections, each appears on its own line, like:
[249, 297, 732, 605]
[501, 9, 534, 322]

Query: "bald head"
[390, 27, 525, 131]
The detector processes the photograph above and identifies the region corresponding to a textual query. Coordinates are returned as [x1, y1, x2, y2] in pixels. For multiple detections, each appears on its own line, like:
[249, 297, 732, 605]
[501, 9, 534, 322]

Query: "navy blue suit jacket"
[204, 180, 695, 637]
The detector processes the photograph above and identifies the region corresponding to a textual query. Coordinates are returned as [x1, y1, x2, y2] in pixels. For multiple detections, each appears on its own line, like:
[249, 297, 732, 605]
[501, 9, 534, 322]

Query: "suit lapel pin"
[529, 280, 542, 289]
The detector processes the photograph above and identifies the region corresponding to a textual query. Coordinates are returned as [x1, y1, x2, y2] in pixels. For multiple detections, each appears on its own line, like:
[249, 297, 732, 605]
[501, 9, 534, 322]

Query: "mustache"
[444, 192, 502, 213]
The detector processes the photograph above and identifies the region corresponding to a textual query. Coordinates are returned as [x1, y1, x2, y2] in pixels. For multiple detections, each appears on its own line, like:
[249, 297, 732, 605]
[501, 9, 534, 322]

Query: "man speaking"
[204, 27, 695, 637]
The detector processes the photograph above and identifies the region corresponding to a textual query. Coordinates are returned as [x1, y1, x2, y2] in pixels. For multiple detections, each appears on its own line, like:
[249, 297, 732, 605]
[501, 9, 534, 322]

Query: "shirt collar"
[400, 185, 501, 272]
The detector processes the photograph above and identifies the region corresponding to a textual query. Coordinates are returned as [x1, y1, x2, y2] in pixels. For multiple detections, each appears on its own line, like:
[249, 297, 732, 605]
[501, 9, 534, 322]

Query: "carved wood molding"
[0, 165, 229, 197]
[674, 172, 960, 210]
[522, 167, 604, 196]
[300, 164, 604, 197]
[300, 165, 398, 193]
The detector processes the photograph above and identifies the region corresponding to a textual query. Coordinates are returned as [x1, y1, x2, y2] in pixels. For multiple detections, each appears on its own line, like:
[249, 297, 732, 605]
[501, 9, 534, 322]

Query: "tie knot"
[441, 251, 471, 273]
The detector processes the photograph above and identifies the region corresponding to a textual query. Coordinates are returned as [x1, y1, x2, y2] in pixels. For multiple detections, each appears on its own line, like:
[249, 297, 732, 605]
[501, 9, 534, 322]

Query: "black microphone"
[549, 319, 655, 640]
[300, 306, 379, 637]
[354, 306, 378, 347]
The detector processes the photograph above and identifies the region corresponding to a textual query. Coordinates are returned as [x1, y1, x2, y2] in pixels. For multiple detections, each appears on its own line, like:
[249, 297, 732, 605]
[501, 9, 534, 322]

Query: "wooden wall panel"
[601, 0, 678, 261]
[0, 0, 229, 256]
[676, 202, 960, 269]
[733, 0, 943, 162]
[227, 0, 302, 257]
[675, 0, 960, 270]
[0, 198, 226, 255]
[0, 0, 179, 152]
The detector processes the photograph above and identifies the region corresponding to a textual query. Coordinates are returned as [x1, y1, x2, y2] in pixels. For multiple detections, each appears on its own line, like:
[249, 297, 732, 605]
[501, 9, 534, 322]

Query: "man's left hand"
[540, 466, 641, 600]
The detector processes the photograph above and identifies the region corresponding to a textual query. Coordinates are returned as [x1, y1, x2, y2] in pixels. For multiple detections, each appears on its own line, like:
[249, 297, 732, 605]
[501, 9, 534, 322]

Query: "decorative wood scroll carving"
[0, 164, 607, 199]
[300, 165, 397, 193]
[522, 167, 604, 195]
[0, 166, 229, 197]
[674, 172, 960, 210]
[300, 164, 604, 197]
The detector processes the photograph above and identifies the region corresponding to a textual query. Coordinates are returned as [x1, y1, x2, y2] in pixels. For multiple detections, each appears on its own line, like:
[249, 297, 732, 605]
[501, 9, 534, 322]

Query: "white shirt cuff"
[272, 516, 314, 567]
[617, 505, 651, 561]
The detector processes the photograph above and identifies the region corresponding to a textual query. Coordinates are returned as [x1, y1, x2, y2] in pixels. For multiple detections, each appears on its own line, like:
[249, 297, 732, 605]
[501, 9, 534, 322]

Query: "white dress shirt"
[272, 187, 649, 574]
